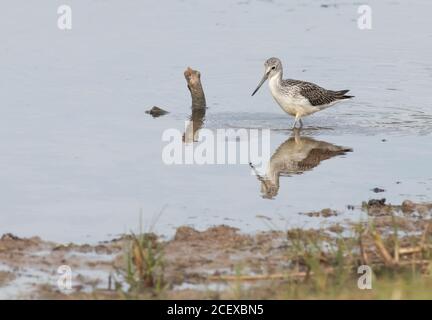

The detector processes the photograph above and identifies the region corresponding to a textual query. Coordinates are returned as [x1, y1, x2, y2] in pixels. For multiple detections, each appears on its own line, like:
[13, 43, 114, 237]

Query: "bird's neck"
[268, 71, 283, 92]
[268, 71, 283, 87]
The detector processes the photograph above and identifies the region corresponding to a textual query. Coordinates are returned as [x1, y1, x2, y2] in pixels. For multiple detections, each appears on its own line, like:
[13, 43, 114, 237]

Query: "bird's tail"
[332, 89, 354, 100]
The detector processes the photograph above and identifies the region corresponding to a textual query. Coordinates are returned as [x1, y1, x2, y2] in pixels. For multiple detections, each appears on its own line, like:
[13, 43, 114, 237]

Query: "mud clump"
[363, 198, 392, 216]
[174, 225, 243, 243]
[301, 208, 338, 218]
[401, 201, 432, 216]
[174, 226, 201, 241]
[145, 106, 168, 117]
[327, 224, 344, 234]
[1, 233, 21, 241]
[0, 233, 44, 252]
[367, 198, 386, 207]
[401, 200, 416, 213]
[362, 199, 432, 217]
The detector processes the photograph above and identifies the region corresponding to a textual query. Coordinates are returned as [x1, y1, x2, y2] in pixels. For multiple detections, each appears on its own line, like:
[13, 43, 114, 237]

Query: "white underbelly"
[271, 91, 318, 117]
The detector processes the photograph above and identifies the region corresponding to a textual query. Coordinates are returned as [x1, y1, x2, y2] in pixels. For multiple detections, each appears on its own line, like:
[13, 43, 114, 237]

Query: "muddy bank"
[1, 199, 432, 299]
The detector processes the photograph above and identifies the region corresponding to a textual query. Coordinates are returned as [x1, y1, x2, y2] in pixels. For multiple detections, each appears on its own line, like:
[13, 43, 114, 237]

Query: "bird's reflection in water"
[251, 129, 352, 199]
[183, 107, 206, 143]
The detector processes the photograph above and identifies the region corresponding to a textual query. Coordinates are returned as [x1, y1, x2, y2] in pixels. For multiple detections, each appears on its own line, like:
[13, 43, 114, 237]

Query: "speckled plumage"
[252, 57, 354, 128]
[280, 79, 351, 107]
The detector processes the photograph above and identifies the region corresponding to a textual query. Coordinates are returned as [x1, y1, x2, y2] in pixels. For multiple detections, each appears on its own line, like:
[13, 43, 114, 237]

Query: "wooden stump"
[183, 67, 206, 143]
[184, 67, 206, 109]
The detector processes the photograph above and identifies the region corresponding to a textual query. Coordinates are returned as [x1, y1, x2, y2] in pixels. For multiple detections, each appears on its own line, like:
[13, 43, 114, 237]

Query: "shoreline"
[1, 199, 431, 299]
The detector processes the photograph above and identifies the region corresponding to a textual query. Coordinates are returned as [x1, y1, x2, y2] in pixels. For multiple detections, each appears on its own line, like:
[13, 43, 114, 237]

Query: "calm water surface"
[0, 0, 431, 242]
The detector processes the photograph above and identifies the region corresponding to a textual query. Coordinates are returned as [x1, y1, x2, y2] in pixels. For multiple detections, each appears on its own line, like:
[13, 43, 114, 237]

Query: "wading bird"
[252, 57, 353, 129]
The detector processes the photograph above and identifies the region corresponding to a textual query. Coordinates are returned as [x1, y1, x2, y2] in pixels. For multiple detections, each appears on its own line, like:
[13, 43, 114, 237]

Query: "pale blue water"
[0, 0, 431, 242]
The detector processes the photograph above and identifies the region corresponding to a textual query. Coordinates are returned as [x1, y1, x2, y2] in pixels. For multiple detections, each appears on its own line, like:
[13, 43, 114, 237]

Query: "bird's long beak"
[251, 72, 269, 96]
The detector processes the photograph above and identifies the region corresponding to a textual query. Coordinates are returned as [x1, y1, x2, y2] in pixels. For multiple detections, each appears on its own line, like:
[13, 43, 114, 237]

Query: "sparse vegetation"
[115, 231, 166, 298]
[1, 200, 431, 299]
[203, 201, 432, 299]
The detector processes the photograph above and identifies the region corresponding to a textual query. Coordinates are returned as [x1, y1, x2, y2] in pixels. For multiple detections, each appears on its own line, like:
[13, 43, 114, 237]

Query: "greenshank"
[252, 57, 353, 128]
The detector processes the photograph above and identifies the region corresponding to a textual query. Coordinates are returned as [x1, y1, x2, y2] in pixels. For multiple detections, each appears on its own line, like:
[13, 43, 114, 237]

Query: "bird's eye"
[271, 66, 276, 70]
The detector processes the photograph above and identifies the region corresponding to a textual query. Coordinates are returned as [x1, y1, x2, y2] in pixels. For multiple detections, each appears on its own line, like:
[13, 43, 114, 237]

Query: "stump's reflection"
[183, 107, 206, 143]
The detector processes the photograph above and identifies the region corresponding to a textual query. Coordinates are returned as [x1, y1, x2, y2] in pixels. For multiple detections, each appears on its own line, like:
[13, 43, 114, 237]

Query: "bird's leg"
[292, 115, 300, 130]
[292, 117, 298, 130]
[299, 118, 304, 129]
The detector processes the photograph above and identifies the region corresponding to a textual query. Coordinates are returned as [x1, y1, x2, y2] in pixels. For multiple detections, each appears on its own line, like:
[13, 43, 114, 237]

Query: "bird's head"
[252, 57, 282, 96]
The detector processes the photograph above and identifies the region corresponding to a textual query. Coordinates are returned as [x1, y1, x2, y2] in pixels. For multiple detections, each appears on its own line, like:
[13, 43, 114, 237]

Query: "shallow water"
[0, 0, 431, 242]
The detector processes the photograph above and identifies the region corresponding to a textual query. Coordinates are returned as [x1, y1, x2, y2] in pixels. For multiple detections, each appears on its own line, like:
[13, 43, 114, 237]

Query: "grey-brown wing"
[283, 79, 349, 106]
